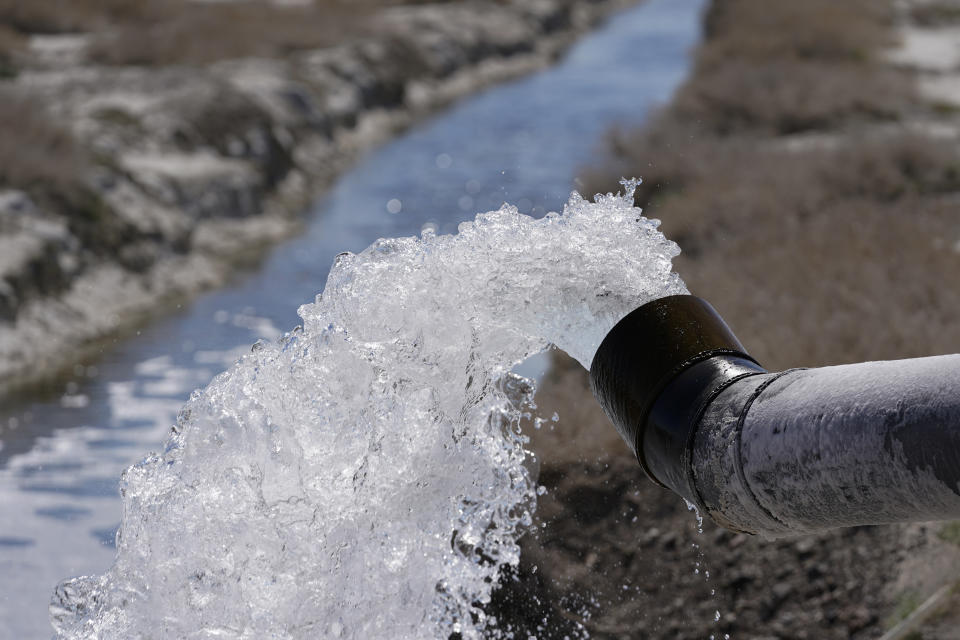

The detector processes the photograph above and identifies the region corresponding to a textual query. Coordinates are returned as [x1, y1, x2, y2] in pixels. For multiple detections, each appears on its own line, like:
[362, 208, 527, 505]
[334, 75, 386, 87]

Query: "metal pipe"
[589, 295, 960, 538]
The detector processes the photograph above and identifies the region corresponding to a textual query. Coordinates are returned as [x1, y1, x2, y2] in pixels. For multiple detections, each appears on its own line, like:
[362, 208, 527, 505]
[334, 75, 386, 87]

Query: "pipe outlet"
[590, 295, 960, 538]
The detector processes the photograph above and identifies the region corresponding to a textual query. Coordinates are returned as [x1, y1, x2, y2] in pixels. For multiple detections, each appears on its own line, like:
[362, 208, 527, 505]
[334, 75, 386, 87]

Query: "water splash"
[50, 183, 686, 639]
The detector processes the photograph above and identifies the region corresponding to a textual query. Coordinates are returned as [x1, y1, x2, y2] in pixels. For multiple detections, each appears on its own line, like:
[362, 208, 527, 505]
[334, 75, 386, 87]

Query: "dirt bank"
[0, 0, 634, 398]
[491, 0, 960, 637]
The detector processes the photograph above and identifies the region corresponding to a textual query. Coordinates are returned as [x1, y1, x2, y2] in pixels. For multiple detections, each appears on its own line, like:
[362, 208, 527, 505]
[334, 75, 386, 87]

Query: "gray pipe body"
[590, 296, 960, 539]
[693, 355, 960, 537]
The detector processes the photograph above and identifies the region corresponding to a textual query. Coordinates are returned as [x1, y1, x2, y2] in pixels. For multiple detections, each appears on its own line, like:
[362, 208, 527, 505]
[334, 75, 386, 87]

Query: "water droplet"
[685, 499, 704, 533]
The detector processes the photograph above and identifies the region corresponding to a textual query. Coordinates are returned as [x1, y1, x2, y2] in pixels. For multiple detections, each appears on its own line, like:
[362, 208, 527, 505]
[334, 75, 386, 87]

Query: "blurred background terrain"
[2, 0, 960, 638]
[0, 0, 620, 394]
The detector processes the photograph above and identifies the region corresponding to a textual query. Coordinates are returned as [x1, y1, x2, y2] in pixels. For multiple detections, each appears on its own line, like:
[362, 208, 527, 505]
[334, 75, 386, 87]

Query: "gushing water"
[50, 182, 686, 639]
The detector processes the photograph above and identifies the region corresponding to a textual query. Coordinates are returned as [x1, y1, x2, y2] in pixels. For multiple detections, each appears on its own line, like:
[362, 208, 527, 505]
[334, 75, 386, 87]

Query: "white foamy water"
[51, 183, 686, 639]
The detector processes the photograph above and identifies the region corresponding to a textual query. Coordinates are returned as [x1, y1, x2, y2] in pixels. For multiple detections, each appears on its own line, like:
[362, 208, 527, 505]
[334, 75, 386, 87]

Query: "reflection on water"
[0, 0, 702, 635]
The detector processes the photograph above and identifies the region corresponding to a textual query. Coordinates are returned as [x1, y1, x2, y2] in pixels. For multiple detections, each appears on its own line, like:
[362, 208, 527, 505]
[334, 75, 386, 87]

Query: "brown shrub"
[0, 23, 23, 76]
[909, 2, 960, 27]
[0, 90, 86, 192]
[86, 1, 369, 67]
[0, 0, 431, 66]
[581, 119, 959, 217]
[672, 59, 909, 135]
[0, 91, 136, 256]
[578, 111, 747, 208]
[701, 0, 894, 64]
[0, 0, 172, 34]
[822, 133, 960, 200]
[669, 0, 910, 135]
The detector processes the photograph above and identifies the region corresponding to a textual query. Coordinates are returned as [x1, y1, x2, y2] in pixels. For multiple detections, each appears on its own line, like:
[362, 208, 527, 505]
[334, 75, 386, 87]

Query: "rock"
[794, 537, 816, 557]
[772, 581, 795, 602]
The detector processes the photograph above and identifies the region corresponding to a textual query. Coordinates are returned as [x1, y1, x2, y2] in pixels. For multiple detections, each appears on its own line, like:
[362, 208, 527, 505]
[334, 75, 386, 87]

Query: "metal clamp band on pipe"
[590, 294, 960, 538]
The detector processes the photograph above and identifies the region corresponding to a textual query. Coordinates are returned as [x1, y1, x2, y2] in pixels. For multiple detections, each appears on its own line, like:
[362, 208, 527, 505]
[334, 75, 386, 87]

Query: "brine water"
[50, 182, 687, 639]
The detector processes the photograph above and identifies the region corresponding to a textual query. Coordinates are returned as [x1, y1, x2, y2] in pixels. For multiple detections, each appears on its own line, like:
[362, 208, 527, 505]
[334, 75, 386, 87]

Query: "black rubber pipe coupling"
[589, 295, 766, 504]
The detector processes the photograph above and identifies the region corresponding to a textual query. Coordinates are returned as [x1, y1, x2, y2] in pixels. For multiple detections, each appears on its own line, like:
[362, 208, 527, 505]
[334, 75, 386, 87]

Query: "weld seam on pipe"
[729, 369, 805, 533]
[681, 366, 770, 514]
[644, 355, 765, 504]
[692, 376, 788, 535]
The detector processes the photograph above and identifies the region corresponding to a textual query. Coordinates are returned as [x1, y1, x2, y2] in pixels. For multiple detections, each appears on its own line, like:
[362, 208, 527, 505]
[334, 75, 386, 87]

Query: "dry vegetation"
[0, 0, 437, 67]
[699, 0, 894, 62]
[0, 24, 23, 77]
[0, 89, 86, 192]
[0, 0, 374, 34]
[0, 89, 140, 258]
[85, 1, 369, 67]
[910, 1, 960, 26]
[0, 0, 169, 35]
[674, 0, 909, 135]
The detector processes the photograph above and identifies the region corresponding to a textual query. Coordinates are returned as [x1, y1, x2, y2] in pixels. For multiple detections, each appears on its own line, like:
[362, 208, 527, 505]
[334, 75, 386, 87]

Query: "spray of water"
[50, 182, 686, 639]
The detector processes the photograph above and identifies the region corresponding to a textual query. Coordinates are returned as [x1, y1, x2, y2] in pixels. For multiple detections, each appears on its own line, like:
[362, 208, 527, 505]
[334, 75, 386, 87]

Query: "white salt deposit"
[50, 182, 686, 639]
